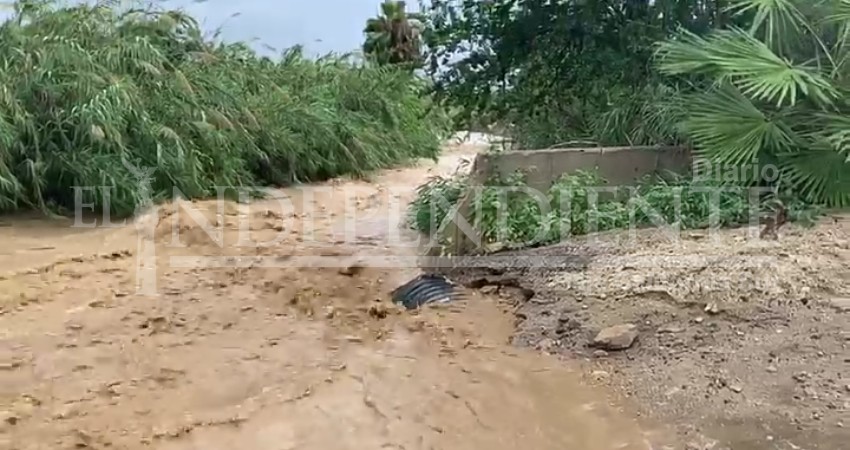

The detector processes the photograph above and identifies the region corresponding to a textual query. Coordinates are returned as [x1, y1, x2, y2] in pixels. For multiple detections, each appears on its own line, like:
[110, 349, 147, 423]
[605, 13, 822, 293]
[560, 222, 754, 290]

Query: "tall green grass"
[0, 1, 448, 216]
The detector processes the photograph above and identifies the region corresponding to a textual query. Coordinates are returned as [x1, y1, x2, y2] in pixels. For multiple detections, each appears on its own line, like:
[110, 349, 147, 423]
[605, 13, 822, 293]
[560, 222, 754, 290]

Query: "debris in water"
[339, 262, 364, 277]
[391, 274, 462, 310]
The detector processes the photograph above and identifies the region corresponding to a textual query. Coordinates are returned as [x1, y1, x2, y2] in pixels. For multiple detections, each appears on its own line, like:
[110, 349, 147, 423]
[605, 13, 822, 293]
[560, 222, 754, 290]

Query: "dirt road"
[0, 143, 667, 450]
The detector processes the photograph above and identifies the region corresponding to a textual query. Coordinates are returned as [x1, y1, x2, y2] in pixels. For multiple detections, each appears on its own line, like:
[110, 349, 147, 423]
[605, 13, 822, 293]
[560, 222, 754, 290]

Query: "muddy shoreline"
[438, 222, 850, 450]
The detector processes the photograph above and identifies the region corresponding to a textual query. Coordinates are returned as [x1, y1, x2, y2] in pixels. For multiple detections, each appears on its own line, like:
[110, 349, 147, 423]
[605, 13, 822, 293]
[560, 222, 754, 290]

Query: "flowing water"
[0, 143, 671, 450]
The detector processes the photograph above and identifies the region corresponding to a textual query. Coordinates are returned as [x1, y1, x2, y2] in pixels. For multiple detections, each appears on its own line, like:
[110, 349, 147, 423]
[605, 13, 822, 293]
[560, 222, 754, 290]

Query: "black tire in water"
[391, 273, 462, 310]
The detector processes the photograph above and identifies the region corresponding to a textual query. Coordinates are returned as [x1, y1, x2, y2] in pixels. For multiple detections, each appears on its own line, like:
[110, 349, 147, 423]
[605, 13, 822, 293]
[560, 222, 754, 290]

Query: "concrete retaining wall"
[470, 145, 692, 192]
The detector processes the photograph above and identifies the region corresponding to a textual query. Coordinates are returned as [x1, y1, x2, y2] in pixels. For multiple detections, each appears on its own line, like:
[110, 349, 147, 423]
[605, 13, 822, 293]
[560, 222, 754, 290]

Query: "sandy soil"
[444, 221, 850, 450]
[0, 144, 668, 450]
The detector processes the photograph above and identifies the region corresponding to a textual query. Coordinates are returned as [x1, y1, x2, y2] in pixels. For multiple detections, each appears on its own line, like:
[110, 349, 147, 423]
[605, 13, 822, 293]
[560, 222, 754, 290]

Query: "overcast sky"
[168, 0, 418, 56]
[1, 0, 421, 56]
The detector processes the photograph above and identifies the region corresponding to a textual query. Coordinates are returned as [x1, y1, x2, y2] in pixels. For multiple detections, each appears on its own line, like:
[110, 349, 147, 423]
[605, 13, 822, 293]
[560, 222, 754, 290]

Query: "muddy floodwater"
[0, 143, 669, 450]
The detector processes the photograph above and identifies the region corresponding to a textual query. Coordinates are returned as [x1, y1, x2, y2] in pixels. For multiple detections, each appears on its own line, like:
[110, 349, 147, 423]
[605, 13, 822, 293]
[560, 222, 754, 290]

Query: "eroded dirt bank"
[0, 144, 667, 450]
[442, 221, 850, 450]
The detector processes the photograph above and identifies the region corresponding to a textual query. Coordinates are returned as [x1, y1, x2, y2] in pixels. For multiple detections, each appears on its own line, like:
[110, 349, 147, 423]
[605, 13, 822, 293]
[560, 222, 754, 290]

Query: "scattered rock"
[367, 303, 389, 319]
[591, 324, 638, 351]
[803, 387, 819, 399]
[479, 285, 499, 295]
[535, 338, 556, 352]
[499, 286, 534, 303]
[712, 377, 729, 389]
[87, 299, 106, 308]
[657, 325, 684, 334]
[555, 317, 580, 335]
[405, 319, 425, 332]
[793, 372, 811, 383]
[339, 263, 364, 276]
[590, 370, 610, 382]
[827, 297, 850, 312]
[0, 410, 18, 426]
[441, 214, 849, 446]
[324, 306, 336, 319]
[140, 316, 171, 334]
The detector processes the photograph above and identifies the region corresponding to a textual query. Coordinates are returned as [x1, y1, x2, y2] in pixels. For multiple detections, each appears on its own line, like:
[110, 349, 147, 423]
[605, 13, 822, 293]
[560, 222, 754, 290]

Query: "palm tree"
[362, 1, 424, 67]
[655, 0, 850, 207]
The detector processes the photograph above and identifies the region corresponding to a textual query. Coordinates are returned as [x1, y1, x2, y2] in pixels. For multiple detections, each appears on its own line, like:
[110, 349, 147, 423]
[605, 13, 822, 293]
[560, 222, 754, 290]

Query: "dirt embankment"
[442, 219, 850, 450]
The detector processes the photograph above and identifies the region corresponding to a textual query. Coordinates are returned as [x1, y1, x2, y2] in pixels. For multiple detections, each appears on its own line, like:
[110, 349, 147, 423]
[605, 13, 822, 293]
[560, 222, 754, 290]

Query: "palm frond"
[778, 143, 850, 206]
[684, 84, 798, 169]
[657, 27, 838, 107]
[657, 0, 850, 206]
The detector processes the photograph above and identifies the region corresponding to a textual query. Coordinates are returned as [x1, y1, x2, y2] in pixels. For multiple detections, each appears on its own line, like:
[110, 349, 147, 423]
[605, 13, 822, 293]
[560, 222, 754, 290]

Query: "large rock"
[591, 324, 639, 351]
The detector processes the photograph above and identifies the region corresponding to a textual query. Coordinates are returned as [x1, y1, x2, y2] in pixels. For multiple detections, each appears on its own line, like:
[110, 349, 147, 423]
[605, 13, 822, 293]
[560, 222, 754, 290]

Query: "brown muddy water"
[0, 143, 670, 450]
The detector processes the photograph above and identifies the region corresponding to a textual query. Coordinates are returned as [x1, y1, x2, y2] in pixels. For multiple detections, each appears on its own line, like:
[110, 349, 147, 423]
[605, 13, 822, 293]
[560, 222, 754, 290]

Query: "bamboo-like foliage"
[656, 0, 850, 207]
[0, 0, 447, 216]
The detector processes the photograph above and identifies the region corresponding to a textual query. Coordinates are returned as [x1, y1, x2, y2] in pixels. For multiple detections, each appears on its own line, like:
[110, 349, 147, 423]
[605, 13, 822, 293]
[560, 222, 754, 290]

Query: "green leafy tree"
[655, 0, 850, 206]
[420, 0, 733, 148]
[363, 1, 424, 67]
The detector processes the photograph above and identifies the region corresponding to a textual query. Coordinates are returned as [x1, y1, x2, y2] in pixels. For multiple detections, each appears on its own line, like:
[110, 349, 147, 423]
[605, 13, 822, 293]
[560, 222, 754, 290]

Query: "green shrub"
[0, 1, 449, 216]
[408, 168, 821, 250]
[408, 163, 469, 234]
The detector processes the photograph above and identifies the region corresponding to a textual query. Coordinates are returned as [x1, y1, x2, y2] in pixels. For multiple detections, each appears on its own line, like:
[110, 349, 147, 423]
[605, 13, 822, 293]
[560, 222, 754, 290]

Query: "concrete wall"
[470, 145, 692, 192]
[445, 146, 693, 255]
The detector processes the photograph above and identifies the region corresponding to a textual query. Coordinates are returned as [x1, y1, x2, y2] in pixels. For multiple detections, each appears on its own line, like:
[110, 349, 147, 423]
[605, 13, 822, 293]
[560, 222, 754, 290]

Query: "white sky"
[0, 0, 422, 56]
